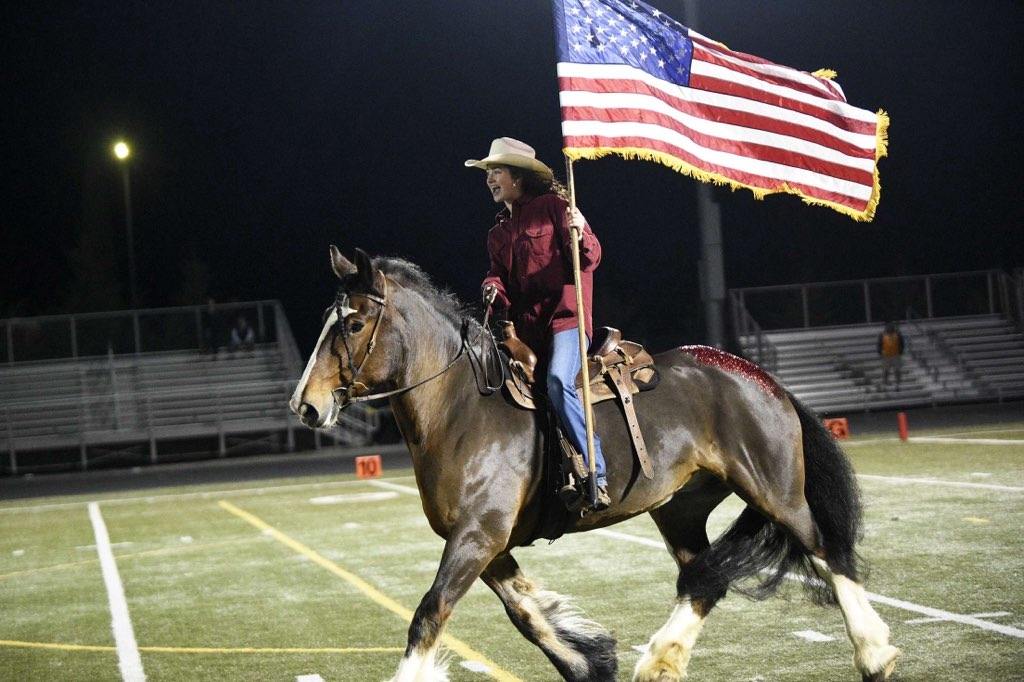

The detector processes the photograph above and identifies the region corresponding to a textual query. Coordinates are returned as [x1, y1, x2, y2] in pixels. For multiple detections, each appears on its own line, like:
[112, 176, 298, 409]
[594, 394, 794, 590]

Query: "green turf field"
[2, 425, 1023, 681]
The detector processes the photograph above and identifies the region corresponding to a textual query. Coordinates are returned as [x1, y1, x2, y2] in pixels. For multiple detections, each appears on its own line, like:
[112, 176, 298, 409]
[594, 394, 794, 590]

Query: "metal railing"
[3, 374, 381, 474]
[729, 270, 1010, 331]
[730, 296, 779, 371]
[0, 301, 384, 473]
[0, 300, 287, 363]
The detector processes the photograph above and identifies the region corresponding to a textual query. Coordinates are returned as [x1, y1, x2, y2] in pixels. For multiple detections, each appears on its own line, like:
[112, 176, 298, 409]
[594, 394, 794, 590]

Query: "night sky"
[3, 1, 1022, 353]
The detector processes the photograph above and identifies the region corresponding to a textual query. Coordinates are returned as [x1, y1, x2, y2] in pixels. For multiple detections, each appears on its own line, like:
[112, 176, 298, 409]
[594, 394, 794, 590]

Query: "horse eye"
[349, 320, 365, 334]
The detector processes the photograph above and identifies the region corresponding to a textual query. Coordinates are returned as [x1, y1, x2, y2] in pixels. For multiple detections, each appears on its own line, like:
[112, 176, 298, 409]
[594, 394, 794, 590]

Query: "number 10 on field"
[355, 455, 382, 479]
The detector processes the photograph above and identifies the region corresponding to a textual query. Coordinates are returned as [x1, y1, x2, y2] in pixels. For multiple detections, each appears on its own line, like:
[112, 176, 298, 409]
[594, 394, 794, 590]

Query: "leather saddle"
[499, 322, 658, 479]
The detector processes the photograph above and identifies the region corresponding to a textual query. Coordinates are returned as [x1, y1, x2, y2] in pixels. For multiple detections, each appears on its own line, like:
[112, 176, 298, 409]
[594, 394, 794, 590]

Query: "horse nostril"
[298, 403, 320, 427]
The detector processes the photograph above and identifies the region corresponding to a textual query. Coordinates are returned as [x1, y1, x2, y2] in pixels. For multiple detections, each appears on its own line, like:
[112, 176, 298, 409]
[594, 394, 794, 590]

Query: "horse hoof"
[860, 645, 900, 681]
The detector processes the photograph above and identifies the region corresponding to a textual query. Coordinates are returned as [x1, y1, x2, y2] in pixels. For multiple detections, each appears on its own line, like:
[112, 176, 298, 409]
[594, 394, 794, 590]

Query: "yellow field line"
[0, 639, 402, 654]
[218, 500, 521, 682]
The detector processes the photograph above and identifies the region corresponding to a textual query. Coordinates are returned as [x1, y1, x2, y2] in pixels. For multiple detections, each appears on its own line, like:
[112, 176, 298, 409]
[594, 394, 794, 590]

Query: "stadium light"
[112, 139, 137, 307]
[113, 140, 131, 160]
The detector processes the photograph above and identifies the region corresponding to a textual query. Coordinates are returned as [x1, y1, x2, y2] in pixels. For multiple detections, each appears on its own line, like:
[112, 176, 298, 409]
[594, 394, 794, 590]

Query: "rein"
[330, 273, 500, 406]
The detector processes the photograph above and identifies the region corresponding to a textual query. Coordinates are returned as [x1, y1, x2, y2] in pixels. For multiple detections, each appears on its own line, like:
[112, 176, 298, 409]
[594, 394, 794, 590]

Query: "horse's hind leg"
[633, 474, 731, 682]
[811, 558, 900, 681]
[481, 552, 617, 682]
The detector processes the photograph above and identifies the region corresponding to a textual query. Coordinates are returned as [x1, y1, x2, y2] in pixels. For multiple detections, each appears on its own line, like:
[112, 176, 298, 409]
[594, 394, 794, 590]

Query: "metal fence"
[730, 269, 1021, 333]
[0, 300, 293, 365]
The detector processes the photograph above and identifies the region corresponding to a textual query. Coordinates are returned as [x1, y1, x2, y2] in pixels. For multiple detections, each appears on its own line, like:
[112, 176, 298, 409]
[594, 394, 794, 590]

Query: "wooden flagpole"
[564, 155, 598, 505]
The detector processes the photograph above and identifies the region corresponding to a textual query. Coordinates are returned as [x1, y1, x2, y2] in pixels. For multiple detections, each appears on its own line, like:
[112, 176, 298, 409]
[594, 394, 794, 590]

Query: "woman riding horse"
[467, 136, 611, 509]
[290, 246, 899, 682]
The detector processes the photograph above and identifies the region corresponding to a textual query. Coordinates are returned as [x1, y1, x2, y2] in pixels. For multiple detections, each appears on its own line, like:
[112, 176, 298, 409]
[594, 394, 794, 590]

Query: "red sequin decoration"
[679, 345, 783, 399]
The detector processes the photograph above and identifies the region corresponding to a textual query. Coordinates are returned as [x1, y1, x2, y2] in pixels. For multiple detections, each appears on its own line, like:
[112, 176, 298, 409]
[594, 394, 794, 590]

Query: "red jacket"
[481, 193, 601, 355]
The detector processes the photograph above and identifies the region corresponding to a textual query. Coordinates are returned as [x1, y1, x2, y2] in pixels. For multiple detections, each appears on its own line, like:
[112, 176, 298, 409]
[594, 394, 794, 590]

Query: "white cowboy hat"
[464, 137, 554, 180]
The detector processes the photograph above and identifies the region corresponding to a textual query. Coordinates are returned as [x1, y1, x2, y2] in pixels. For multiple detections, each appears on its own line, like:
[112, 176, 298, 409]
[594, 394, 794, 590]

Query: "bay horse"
[290, 247, 899, 682]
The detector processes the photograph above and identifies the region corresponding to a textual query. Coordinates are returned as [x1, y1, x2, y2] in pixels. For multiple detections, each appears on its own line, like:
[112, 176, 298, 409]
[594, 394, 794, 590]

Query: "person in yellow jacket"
[877, 321, 905, 390]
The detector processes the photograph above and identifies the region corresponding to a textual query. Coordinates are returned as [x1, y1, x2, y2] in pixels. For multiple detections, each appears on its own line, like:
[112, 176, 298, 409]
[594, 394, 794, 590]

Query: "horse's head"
[289, 246, 400, 428]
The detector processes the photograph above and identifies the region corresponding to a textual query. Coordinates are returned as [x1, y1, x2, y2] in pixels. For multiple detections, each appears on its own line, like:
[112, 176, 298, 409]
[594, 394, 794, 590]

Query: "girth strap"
[607, 365, 653, 479]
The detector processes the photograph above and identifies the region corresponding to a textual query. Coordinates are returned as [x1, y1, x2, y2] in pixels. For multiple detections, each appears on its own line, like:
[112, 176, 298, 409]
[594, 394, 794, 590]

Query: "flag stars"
[657, 58, 665, 67]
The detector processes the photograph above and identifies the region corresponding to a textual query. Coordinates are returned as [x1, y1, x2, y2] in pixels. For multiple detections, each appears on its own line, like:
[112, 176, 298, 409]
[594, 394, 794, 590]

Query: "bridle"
[329, 272, 484, 407]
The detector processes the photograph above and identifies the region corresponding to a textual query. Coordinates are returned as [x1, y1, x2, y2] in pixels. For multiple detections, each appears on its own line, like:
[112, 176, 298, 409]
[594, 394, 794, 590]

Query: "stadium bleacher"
[1, 302, 379, 474]
[739, 315, 1024, 414]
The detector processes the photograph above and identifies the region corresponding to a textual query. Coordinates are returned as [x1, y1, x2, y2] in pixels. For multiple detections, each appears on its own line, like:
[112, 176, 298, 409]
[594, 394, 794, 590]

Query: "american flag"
[554, 0, 889, 221]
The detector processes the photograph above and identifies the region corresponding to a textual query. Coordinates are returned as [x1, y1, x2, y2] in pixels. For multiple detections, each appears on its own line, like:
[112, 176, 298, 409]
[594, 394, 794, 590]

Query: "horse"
[289, 246, 900, 682]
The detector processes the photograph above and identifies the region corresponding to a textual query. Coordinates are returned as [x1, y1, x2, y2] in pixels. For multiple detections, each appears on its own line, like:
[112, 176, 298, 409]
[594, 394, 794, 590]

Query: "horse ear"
[354, 248, 378, 292]
[330, 245, 357, 279]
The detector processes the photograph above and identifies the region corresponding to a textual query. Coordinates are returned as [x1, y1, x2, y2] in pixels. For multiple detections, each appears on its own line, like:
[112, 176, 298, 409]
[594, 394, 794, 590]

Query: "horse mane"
[372, 256, 471, 330]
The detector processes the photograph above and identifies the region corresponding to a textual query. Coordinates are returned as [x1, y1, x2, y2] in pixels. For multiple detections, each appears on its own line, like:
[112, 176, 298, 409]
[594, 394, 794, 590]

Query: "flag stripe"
[564, 138, 867, 212]
[557, 76, 877, 157]
[554, 0, 886, 220]
[557, 64, 876, 143]
[561, 105, 874, 184]
[562, 123, 872, 203]
[688, 30, 845, 100]
[693, 44, 842, 102]
[689, 59, 877, 125]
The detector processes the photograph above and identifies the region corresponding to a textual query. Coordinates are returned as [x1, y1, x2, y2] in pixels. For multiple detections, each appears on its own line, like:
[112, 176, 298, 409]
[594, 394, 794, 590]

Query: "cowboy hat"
[464, 137, 554, 180]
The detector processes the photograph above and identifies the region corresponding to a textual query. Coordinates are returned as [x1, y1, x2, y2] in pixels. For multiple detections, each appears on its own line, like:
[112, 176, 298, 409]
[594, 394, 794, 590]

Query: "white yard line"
[367, 480, 421, 496]
[592, 529, 1024, 639]
[366, 484, 1024, 640]
[844, 434, 1024, 447]
[0, 474, 420, 514]
[857, 474, 1024, 492]
[906, 611, 1011, 625]
[364, 483, 1024, 638]
[88, 503, 146, 681]
[942, 428, 1024, 437]
[909, 436, 1024, 446]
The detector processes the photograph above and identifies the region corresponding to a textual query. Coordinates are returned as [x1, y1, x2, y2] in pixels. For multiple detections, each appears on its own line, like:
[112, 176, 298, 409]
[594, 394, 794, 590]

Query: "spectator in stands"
[877, 321, 905, 390]
[230, 314, 255, 352]
[200, 298, 221, 355]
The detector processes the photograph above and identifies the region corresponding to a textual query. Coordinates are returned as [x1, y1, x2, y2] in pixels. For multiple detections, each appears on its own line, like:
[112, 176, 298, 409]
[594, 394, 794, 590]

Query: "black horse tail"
[679, 391, 863, 606]
[788, 390, 864, 580]
[747, 391, 865, 604]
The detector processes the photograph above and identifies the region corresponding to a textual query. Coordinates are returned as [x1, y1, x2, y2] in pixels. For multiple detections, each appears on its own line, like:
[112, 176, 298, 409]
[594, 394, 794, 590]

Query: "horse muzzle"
[291, 399, 339, 429]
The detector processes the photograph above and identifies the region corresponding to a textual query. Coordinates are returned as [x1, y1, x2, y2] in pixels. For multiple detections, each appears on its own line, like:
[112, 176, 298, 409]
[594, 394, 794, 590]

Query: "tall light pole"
[112, 140, 138, 308]
[684, 0, 726, 348]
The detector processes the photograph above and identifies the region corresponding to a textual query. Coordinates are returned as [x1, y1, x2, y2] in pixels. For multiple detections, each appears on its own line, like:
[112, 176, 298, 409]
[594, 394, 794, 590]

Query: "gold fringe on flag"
[811, 68, 838, 80]
[565, 108, 890, 222]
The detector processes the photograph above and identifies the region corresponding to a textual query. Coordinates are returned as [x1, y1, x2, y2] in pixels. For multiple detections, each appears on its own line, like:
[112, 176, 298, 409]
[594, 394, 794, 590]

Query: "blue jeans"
[548, 329, 607, 484]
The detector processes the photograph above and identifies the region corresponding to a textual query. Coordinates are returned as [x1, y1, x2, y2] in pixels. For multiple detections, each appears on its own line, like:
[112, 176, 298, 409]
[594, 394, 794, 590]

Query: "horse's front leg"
[391, 522, 510, 682]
